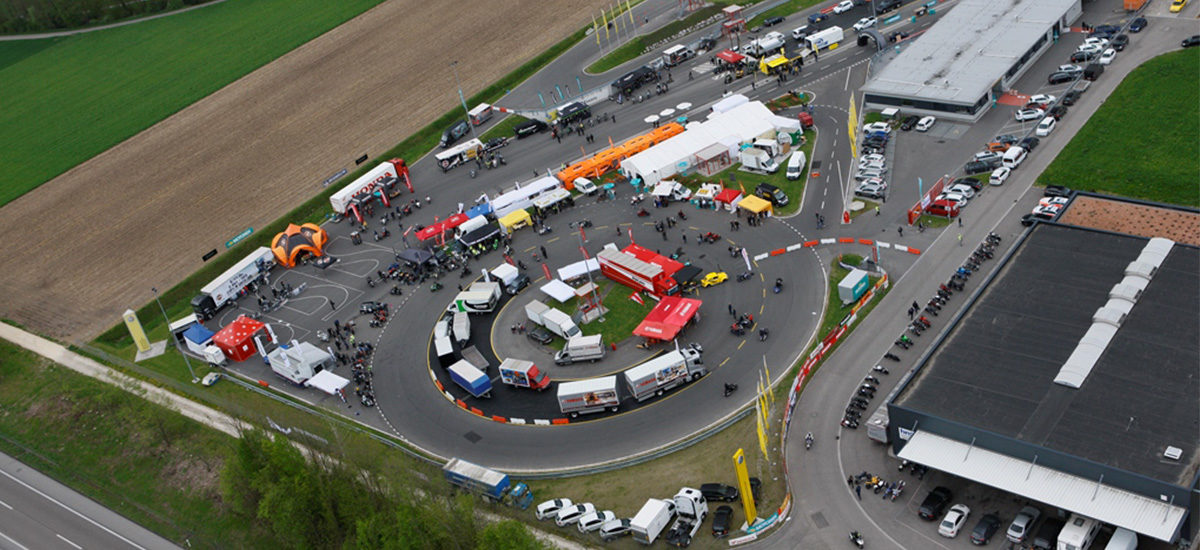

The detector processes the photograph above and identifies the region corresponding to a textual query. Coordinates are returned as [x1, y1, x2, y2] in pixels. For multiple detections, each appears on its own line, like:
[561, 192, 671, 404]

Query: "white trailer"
[434, 334, 455, 366]
[662, 44, 694, 66]
[190, 246, 274, 320]
[452, 312, 471, 346]
[435, 138, 483, 172]
[329, 160, 408, 214]
[557, 376, 620, 418]
[805, 26, 844, 52]
[525, 299, 550, 326]
[555, 335, 606, 365]
[623, 347, 705, 402]
[541, 308, 581, 339]
[630, 498, 676, 544]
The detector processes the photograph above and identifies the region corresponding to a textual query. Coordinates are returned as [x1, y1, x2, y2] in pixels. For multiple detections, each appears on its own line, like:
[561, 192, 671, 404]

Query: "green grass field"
[0, 0, 384, 207]
[1039, 49, 1200, 207]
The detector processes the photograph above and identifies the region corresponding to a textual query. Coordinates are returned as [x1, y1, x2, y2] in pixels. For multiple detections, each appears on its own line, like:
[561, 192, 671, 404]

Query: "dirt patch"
[160, 452, 223, 498]
[1059, 195, 1200, 246]
[0, 0, 610, 341]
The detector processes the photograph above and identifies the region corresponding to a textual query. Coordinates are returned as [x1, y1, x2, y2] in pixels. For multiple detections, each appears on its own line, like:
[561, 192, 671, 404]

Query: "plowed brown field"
[0, 0, 609, 341]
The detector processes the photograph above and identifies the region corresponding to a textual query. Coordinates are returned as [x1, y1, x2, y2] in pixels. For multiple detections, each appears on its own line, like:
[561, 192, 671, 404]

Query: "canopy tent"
[711, 93, 749, 114]
[465, 202, 492, 219]
[557, 257, 601, 282]
[212, 315, 266, 362]
[306, 369, 350, 397]
[540, 279, 576, 303]
[715, 50, 745, 64]
[759, 53, 790, 74]
[531, 188, 572, 212]
[459, 223, 501, 247]
[498, 209, 532, 232]
[416, 213, 470, 242]
[651, 182, 677, 197]
[491, 177, 560, 218]
[181, 324, 215, 355]
[674, 265, 702, 285]
[397, 248, 434, 265]
[715, 188, 743, 205]
[271, 223, 328, 268]
[738, 195, 773, 215]
[633, 296, 703, 341]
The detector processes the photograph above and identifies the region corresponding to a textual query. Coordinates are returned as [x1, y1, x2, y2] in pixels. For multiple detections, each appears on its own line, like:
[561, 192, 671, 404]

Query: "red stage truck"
[329, 159, 413, 223]
[598, 246, 680, 296]
[498, 358, 550, 391]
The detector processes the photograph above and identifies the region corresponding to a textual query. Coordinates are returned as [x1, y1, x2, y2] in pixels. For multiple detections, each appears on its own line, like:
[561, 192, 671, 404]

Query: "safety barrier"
[753, 238, 921, 262]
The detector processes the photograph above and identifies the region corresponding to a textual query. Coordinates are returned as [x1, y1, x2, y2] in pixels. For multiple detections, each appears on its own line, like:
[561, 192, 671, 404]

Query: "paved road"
[0, 451, 180, 550]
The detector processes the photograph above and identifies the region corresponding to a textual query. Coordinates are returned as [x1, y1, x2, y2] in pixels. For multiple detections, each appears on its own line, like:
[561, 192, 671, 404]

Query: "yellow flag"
[602, 9, 609, 40]
[626, 0, 635, 25]
[847, 93, 858, 160]
[733, 449, 758, 522]
[592, 13, 601, 46]
[756, 398, 769, 459]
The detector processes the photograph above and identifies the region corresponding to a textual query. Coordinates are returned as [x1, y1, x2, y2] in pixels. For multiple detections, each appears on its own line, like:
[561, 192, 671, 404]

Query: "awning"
[397, 248, 434, 264]
[715, 188, 743, 204]
[898, 431, 1187, 542]
[540, 279, 576, 303]
[305, 369, 350, 396]
[633, 296, 702, 341]
[737, 195, 773, 214]
[716, 50, 744, 64]
[498, 209, 532, 231]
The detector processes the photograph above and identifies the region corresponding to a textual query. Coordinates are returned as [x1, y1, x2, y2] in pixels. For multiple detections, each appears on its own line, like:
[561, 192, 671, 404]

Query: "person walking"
[898, 226, 904, 237]
[728, 304, 735, 316]
[855, 484, 862, 500]
[329, 298, 336, 311]
[958, 217, 963, 227]
[875, 205, 880, 216]
[958, 233, 963, 246]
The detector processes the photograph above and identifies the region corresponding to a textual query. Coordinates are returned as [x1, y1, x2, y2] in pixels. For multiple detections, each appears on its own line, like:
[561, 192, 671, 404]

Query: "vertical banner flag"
[733, 449, 758, 523]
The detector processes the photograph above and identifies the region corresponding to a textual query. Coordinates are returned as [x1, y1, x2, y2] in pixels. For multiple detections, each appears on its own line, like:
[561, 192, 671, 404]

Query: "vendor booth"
[737, 195, 774, 216]
[306, 369, 350, 397]
[539, 279, 576, 303]
[182, 324, 215, 355]
[498, 209, 532, 232]
[212, 315, 267, 362]
[266, 342, 335, 386]
[633, 296, 703, 342]
[715, 188, 744, 211]
[271, 223, 328, 268]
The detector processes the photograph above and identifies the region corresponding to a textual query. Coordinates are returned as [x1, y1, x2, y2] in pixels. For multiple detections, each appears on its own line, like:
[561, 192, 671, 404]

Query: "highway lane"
[0, 451, 179, 550]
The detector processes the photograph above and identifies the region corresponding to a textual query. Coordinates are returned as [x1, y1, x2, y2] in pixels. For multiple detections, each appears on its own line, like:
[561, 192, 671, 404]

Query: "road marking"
[737, 340, 746, 350]
[0, 498, 10, 510]
[0, 468, 149, 550]
[719, 357, 730, 367]
[844, 67, 852, 90]
[759, 304, 765, 314]
[56, 534, 82, 550]
[0, 531, 29, 550]
[546, 237, 559, 243]
[523, 246, 536, 252]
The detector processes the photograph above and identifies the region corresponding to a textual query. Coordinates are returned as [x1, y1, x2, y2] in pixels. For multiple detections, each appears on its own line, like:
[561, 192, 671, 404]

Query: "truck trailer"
[190, 247, 275, 320]
[452, 312, 471, 345]
[442, 458, 534, 508]
[448, 282, 502, 314]
[624, 347, 705, 402]
[805, 26, 844, 52]
[498, 358, 551, 391]
[525, 299, 581, 339]
[554, 334, 606, 365]
[598, 248, 679, 296]
[557, 376, 620, 418]
[630, 497, 677, 544]
[329, 159, 413, 217]
[448, 360, 492, 398]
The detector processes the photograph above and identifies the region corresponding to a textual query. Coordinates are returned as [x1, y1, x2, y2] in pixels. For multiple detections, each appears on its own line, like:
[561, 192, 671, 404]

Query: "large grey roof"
[861, 0, 1078, 104]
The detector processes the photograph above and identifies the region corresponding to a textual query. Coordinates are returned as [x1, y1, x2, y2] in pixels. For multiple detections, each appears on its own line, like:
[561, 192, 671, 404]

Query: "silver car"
[1006, 506, 1042, 543]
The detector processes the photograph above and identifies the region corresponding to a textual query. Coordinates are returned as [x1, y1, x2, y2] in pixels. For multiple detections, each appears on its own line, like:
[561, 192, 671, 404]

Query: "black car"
[1070, 50, 1097, 63]
[527, 326, 554, 345]
[900, 115, 919, 131]
[970, 513, 1002, 545]
[1047, 105, 1068, 120]
[360, 301, 387, 314]
[699, 483, 739, 502]
[1031, 518, 1066, 550]
[1183, 35, 1200, 48]
[1091, 24, 1120, 35]
[1021, 213, 1040, 227]
[918, 486, 953, 520]
[964, 158, 1001, 175]
[1061, 90, 1082, 106]
[1047, 71, 1076, 85]
[951, 177, 983, 191]
[876, 0, 902, 12]
[808, 12, 829, 24]
[1111, 34, 1129, 51]
[506, 274, 531, 294]
[1019, 136, 1040, 151]
[712, 505, 733, 537]
[995, 133, 1019, 145]
[1129, 17, 1147, 33]
[1083, 63, 1104, 81]
[513, 119, 549, 139]
[763, 15, 785, 27]
[1044, 185, 1072, 198]
[440, 120, 471, 148]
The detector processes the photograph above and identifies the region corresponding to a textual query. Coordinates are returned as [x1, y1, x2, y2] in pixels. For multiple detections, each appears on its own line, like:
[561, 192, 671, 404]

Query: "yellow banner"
[592, 13, 601, 46]
[756, 399, 769, 459]
[626, 0, 635, 25]
[602, 9, 609, 40]
[733, 449, 758, 522]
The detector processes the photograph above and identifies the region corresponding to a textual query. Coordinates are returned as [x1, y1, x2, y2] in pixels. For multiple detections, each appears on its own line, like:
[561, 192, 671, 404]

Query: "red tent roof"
[212, 315, 266, 362]
[716, 50, 745, 64]
[442, 213, 469, 229]
[715, 188, 743, 204]
[633, 296, 703, 341]
[417, 213, 471, 241]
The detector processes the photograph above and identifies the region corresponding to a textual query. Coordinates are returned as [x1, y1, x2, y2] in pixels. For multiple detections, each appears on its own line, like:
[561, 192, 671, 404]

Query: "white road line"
[844, 67, 851, 90]
[0, 498, 11, 510]
[0, 469, 147, 550]
[0, 530, 30, 550]
[56, 534, 82, 550]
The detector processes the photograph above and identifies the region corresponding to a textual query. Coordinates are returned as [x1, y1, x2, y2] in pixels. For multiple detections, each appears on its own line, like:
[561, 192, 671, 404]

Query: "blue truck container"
[442, 458, 534, 508]
[448, 360, 492, 398]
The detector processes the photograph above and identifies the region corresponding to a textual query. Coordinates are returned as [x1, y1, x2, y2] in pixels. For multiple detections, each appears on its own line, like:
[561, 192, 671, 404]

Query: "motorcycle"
[864, 375, 880, 385]
[841, 418, 859, 429]
[677, 210, 687, 220]
[536, 225, 552, 235]
[890, 480, 905, 501]
[883, 352, 901, 361]
[873, 365, 890, 375]
[804, 432, 814, 450]
[723, 383, 738, 397]
[637, 208, 651, 217]
[773, 278, 783, 293]
[736, 271, 753, 282]
[630, 194, 645, 205]
[390, 285, 403, 296]
[849, 531, 864, 549]
[578, 219, 594, 228]
[430, 282, 443, 292]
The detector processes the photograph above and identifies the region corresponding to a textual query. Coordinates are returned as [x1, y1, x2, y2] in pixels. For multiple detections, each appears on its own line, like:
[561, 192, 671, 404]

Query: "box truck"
[490, 263, 530, 294]
[434, 334, 455, 366]
[805, 26, 844, 52]
[597, 248, 679, 296]
[663, 488, 708, 547]
[631, 498, 677, 544]
[662, 44, 695, 66]
[554, 335, 606, 365]
[557, 376, 620, 417]
[740, 147, 779, 173]
[452, 312, 471, 346]
[525, 299, 581, 339]
[624, 346, 705, 402]
[498, 358, 551, 391]
[442, 458, 534, 509]
[448, 360, 492, 398]
[190, 247, 274, 320]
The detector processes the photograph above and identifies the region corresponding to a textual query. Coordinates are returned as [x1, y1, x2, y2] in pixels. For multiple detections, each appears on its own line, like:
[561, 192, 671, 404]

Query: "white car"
[1035, 116, 1057, 137]
[833, 0, 855, 14]
[1007, 506, 1042, 543]
[859, 153, 885, 163]
[1057, 64, 1082, 74]
[939, 504, 971, 537]
[1039, 196, 1070, 208]
[1028, 94, 1056, 105]
[1082, 37, 1109, 48]
[555, 503, 596, 527]
[1076, 43, 1103, 55]
[577, 510, 616, 533]
[936, 192, 969, 207]
[853, 16, 877, 31]
[989, 166, 1011, 186]
[862, 121, 891, 134]
[535, 498, 573, 520]
[1015, 108, 1044, 122]
[915, 115, 936, 132]
[1098, 48, 1116, 65]
[948, 183, 976, 198]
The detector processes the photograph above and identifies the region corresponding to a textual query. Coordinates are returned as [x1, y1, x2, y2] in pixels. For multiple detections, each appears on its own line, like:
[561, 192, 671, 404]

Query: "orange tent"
[271, 223, 328, 268]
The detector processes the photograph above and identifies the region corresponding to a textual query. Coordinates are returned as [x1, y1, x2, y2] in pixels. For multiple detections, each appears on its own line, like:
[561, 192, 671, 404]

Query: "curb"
[753, 237, 922, 261]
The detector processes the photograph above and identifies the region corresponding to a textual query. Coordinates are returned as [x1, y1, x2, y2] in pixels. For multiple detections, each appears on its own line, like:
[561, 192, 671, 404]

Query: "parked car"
[1014, 108, 1044, 122]
[948, 183, 976, 199]
[876, 0, 902, 12]
[925, 199, 960, 218]
[995, 134, 1019, 145]
[833, 0, 855, 14]
[1091, 24, 1119, 35]
[1061, 90, 1082, 106]
[1044, 185, 1072, 198]
[1129, 17, 1147, 33]
[1098, 48, 1116, 65]
[855, 180, 888, 200]
[527, 326, 554, 345]
[900, 115, 920, 131]
[971, 513, 1003, 545]
[712, 505, 734, 537]
[939, 504, 971, 537]
[984, 141, 1011, 153]
[989, 166, 1011, 186]
[951, 177, 983, 191]
[964, 160, 997, 175]
[701, 272, 728, 287]
[1082, 37, 1109, 49]
[1028, 94, 1056, 105]
[1018, 136, 1040, 151]
[1006, 506, 1042, 543]
[1047, 71, 1075, 85]
[1076, 42, 1103, 55]
[599, 518, 633, 542]
[808, 12, 829, 24]
[763, 15, 785, 26]
[555, 503, 596, 527]
[535, 498, 573, 521]
[1070, 50, 1098, 63]
[918, 487, 954, 520]
[440, 120, 471, 148]
[974, 151, 1002, 164]
[1111, 34, 1129, 51]
[1035, 117, 1057, 137]
[937, 191, 970, 207]
[577, 510, 616, 533]
[862, 121, 891, 134]
[700, 483, 739, 502]
[853, 16, 877, 31]
[915, 115, 937, 132]
[1170, 0, 1188, 13]
[1030, 517, 1065, 550]
[1184, 35, 1200, 48]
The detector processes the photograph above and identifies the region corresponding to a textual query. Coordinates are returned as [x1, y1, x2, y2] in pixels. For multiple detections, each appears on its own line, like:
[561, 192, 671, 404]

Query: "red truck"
[598, 247, 680, 296]
[797, 111, 814, 129]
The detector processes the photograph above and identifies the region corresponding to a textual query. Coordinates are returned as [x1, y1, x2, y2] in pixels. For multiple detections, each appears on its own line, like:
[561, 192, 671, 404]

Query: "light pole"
[450, 60, 479, 142]
[152, 287, 199, 384]
[574, 223, 604, 323]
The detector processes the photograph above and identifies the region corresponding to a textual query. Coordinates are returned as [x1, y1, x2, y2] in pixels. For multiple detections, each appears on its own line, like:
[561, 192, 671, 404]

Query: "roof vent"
[1164, 446, 1182, 461]
[1093, 307, 1126, 328]
[1124, 260, 1156, 279]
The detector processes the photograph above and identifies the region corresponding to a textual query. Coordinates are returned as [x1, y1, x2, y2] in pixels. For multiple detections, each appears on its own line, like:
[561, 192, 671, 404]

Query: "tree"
[475, 520, 546, 550]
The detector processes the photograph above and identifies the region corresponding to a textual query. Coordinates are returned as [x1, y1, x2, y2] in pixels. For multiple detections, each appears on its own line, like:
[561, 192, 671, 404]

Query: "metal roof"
[899, 431, 1187, 542]
[861, 0, 1078, 104]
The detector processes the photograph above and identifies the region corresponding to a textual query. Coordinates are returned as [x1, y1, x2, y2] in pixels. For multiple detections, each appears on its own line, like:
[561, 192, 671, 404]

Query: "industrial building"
[860, 0, 1083, 122]
[888, 207, 1199, 544]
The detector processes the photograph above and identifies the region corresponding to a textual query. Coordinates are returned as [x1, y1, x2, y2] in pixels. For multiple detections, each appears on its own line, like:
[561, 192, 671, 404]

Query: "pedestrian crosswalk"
[692, 62, 717, 75]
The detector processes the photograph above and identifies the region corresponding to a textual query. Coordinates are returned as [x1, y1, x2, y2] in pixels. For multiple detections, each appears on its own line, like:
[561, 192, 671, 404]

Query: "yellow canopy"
[760, 53, 790, 73]
[737, 195, 773, 214]
[498, 209, 532, 231]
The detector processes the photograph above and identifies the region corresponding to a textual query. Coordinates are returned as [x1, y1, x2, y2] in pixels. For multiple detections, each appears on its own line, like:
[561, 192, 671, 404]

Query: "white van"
[1103, 528, 1137, 550]
[916, 115, 936, 132]
[1057, 514, 1101, 550]
[785, 151, 807, 180]
[1002, 146, 1027, 169]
